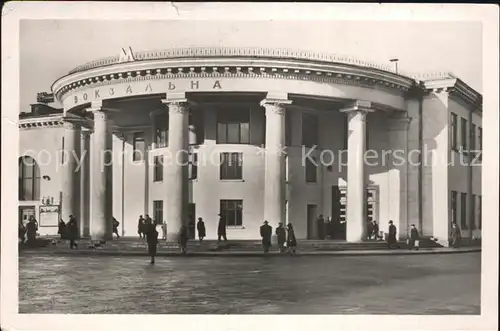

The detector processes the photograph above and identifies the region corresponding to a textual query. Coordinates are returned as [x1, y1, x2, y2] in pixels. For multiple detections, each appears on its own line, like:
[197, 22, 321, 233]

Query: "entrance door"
[19, 206, 35, 226]
[187, 203, 196, 239]
[306, 204, 317, 239]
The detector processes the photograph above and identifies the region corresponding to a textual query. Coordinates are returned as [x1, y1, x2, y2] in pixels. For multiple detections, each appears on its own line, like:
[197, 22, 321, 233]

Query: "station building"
[18, 47, 483, 245]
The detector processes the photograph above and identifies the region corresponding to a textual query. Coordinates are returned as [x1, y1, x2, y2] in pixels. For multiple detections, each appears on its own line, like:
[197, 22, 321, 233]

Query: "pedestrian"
[372, 221, 380, 240]
[217, 214, 227, 242]
[450, 223, 461, 248]
[367, 220, 374, 240]
[18, 221, 26, 244]
[260, 220, 272, 253]
[145, 214, 153, 226]
[138, 215, 145, 238]
[276, 222, 286, 253]
[112, 217, 120, 239]
[67, 215, 78, 249]
[58, 219, 66, 240]
[161, 222, 167, 240]
[179, 224, 189, 254]
[287, 223, 297, 254]
[317, 214, 325, 240]
[146, 222, 159, 264]
[387, 220, 398, 249]
[26, 216, 38, 246]
[408, 224, 420, 250]
[197, 217, 206, 242]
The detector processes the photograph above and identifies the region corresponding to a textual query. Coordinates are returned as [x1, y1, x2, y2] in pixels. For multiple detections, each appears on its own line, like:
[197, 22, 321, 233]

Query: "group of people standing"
[57, 215, 79, 249]
[18, 215, 39, 246]
[260, 221, 297, 254]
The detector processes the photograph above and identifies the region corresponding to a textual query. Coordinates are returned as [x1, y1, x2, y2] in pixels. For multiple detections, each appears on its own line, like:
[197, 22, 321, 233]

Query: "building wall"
[19, 123, 64, 236]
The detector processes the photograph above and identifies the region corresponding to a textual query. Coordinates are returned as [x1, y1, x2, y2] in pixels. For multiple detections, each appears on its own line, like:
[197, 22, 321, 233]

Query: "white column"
[89, 104, 113, 242]
[340, 100, 373, 242]
[388, 114, 411, 240]
[161, 93, 190, 243]
[80, 129, 91, 237]
[61, 121, 81, 222]
[260, 93, 292, 231]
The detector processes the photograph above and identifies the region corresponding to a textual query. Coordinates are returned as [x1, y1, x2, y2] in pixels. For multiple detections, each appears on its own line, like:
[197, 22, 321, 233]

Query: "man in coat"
[197, 217, 206, 242]
[67, 215, 78, 249]
[450, 223, 461, 248]
[276, 222, 286, 253]
[179, 224, 189, 254]
[217, 214, 227, 242]
[317, 214, 326, 240]
[260, 220, 272, 253]
[112, 217, 120, 239]
[286, 223, 297, 254]
[137, 215, 145, 239]
[408, 224, 420, 250]
[26, 216, 38, 246]
[146, 222, 159, 264]
[387, 220, 398, 249]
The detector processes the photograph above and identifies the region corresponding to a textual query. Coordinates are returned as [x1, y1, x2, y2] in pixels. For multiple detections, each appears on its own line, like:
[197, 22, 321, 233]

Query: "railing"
[68, 47, 397, 74]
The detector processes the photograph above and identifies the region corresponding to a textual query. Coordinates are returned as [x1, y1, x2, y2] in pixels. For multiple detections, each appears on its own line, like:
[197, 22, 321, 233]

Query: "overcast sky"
[20, 19, 482, 111]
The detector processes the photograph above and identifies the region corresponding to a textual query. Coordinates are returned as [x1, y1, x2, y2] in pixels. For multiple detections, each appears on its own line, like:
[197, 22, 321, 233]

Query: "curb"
[19, 248, 481, 258]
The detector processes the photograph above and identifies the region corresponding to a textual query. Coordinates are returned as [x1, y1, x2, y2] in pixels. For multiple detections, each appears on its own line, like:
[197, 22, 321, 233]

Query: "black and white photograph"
[1, 3, 498, 331]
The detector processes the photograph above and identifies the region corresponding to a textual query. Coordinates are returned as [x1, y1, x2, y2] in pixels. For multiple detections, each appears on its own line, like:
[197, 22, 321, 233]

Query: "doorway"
[187, 203, 196, 239]
[306, 204, 317, 239]
[19, 206, 36, 226]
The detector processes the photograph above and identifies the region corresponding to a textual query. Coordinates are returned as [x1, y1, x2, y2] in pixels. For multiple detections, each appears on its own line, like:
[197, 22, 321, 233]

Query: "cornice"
[18, 115, 64, 129]
[54, 63, 413, 103]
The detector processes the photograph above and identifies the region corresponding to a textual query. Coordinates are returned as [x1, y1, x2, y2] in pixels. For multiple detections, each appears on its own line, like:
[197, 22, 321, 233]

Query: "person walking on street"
[217, 214, 227, 242]
[450, 223, 461, 248]
[408, 224, 420, 250]
[26, 216, 38, 246]
[372, 221, 380, 240]
[112, 217, 120, 239]
[58, 219, 66, 240]
[260, 220, 272, 254]
[276, 222, 286, 253]
[137, 215, 145, 238]
[387, 220, 398, 249]
[179, 224, 189, 254]
[287, 223, 297, 255]
[145, 222, 159, 264]
[197, 217, 206, 243]
[67, 215, 79, 249]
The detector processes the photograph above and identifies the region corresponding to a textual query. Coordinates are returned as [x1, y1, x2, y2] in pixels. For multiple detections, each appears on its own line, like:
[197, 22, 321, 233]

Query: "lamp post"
[389, 58, 399, 74]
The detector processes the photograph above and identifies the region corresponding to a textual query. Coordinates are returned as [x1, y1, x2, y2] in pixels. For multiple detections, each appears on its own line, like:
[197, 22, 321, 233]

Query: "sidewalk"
[20, 245, 480, 258]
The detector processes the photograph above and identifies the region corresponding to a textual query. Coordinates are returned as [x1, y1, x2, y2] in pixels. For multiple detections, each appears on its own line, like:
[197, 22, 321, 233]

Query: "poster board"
[39, 205, 59, 227]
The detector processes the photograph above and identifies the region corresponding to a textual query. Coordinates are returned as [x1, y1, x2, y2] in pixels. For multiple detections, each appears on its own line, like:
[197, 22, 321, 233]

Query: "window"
[302, 113, 319, 148]
[285, 110, 292, 146]
[478, 196, 482, 229]
[460, 192, 467, 229]
[450, 113, 458, 151]
[153, 200, 163, 224]
[220, 199, 243, 226]
[61, 137, 65, 164]
[217, 108, 250, 144]
[471, 195, 476, 230]
[133, 132, 145, 161]
[189, 152, 198, 180]
[460, 117, 468, 151]
[305, 156, 317, 183]
[153, 155, 163, 182]
[220, 152, 242, 180]
[19, 156, 41, 201]
[470, 123, 476, 153]
[478, 127, 482, 159]
[155, 112, 168, 148]
[450, 190, 458, 224]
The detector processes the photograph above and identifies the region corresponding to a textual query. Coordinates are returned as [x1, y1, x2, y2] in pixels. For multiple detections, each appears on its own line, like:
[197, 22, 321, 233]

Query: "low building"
[18, 47, 482, 245]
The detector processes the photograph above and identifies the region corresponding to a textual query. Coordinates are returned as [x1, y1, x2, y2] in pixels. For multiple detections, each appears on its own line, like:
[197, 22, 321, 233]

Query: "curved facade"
[19, 47, 483, 245]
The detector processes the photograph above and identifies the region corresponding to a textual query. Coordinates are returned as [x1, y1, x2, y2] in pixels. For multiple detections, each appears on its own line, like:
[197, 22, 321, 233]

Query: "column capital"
[260, 92, 293, 109]
[81, 128, 92, 139]
[92, 109, 108, 121]
[339, 100, 374, 115]
[86, 100, 103, 113]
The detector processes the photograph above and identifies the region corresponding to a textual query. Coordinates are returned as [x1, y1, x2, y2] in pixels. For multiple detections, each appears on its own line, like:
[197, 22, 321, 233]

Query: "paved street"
[19, 252, 480, 314]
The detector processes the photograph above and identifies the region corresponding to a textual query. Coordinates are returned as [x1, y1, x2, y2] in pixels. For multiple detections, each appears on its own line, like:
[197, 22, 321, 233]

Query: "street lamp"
[389, 58, 399, 74]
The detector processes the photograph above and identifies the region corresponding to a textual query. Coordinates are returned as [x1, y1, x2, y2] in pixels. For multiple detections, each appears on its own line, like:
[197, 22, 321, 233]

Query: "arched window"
[18, 156, 40, 201]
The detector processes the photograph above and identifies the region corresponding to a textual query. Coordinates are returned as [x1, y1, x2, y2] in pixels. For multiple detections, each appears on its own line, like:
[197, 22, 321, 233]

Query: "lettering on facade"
[71, 80, 225, 105]
[119, 47, 136, 63]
